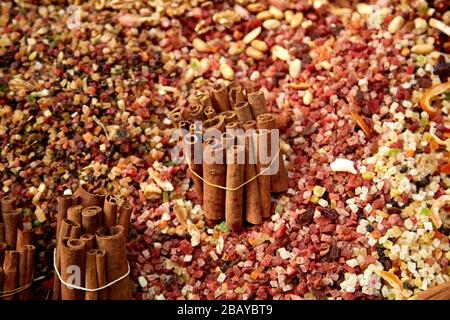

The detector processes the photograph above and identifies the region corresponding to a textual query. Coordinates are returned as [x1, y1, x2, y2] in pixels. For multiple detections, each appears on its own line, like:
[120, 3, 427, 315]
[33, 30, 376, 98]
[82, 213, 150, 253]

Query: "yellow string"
[0, 271, 34, 298]
[186, 143, 281, 191]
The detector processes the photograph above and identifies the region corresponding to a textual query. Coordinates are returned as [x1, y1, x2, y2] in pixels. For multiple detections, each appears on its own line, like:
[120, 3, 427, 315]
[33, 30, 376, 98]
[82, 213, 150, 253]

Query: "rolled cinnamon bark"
[2, 250, 19, 300]
[104, 195, 118, 229]
[220, 111, 238, 124]
[4, 209, 22, 249]
[67, 205, 83, 225]
[225, 121, 240, 130]
[96, 226, 132, 300]
[169, 106, 184, 127]
[221, 131, 236, 151]
[56, 195, 73, 241]
[204, 106, 217, 119]
[80, 234, 95, 251]
[243, 120, 257, 130]
[17, 244, 34, 300]
[96, 249, 107, 300]
[0, 266, 3, 297]
[74, 184, 106, 209]
[85, 249, 98, 300]
[202, 139, 226, 221]
[189, 122, 203, 135]
[23, 244, 35, 300]
[225, 145, 245, 232]
[1, 196, 14, 222]
[60, 238, 86, 300]
[0, 223, 4, 243]
[199, 92, 213, 109]
[243, 131, 263, 225]
[118, 201, 132, 240]
[253, 129, 272, 218]
[82, 206, 101, 234]
[211, 83, 231, 113]
[186, 103, 205, 121]
[248, 90, 268, 119]
[184, 134, 203, 201]
[203, 115, 225, 135]
[256, 113, 288, 193]
[245, 81, 260, 94]
[234, 102, 254, 122]
[178, 120, 192, 132]
[16, 228, 33, 250]
[0, 242, 6, 266]
[229, 84, 246, 107]
[416, 282, 450, 300]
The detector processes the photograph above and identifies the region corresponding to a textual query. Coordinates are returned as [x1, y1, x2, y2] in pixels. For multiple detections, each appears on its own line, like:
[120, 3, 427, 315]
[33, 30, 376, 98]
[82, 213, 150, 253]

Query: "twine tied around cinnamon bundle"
[186, 143, 281, 191]
[52, 249, 130, 292]
[0, 273, 34, 298]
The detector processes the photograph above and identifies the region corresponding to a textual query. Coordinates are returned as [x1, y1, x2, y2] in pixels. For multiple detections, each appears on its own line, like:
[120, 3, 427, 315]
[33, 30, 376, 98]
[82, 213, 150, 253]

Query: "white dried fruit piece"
[330, 158, 357, 174]
[173, 203, 188, 227]
[251, 39, 268, 52]
[154, 177, 174, 192]
[144, 183, 162, 200]
[303, 90, 312, 105]
[290, 13, 303, 28]
[220, 63, 234, 80]
[0, 36, 11, 47]
[429, 18, 450, 37]
[243, 26, 261, 44]
[263, 19, 281, 30]
[411, 43, 434, 55]
[213, 10, 241, 28]
[356, 3, 374, 15]
[269, 6, 284, 20]
[187, 222, 200, 247]
[272, 45, 290, 61]
[289, 59, 302, 78]
[199, 58, 210, 74]
[414, 18, 427, 34]
[184, 68, 195, 84]
[245, 46, 265, 60]
[284, 10, 294, 23]
[192, 38, 209, 52]
[388, 16, 405, 34]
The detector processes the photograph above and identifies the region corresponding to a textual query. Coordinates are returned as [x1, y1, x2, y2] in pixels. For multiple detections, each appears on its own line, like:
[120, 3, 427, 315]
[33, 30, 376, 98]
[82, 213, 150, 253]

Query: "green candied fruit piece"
[275, 204, 284, 214]
[388, 148, 400, 157]
[217, 221, 229, 233]
[420, 207, 431, 216]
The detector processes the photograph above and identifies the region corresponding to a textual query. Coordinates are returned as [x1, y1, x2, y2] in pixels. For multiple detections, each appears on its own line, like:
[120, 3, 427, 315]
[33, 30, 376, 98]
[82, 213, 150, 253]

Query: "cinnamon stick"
[247, 90, 268, 119]
[16, 227, 33, 250]
[220, 111, 238, 124]
[17, 244, 34, 300]
[234, 102, 254, 122]
[253, 129, 272, 218]
[85, 249, 98, 300]
[95, 249, 108, 300]
[82, 206, 101, 234]
[4, 209, 22, 249]
[203, 115, 225, 135]
[169, 106, 184, 127]
[74, 184, 106, 209]
[104, 195, 118, 229]
[416, 281, 450, 300]
[204, 106, 217, 119]
[211, 83, 231, 113]
[1, 196, 14, 222]
[60, 238, 86, 300]
[245, 81, 259, 94]
[118, 201, 132, 240]
[0, 223, 5, 243]
[67, 205, 83, 225]
[243, 129, 263, 225]
[2, 250, 19, 300]
[96, 225, 132, 300]
[202, 139, 226, 221]
[225, 145, 245, 232]
[56, 195, 73, 242]
[0, 242, 6, 266]
[80, 234, 95, 251]
[23, 244, 35, 300]
[184, 133, 203, 201]
[256, 113, 288, 193]
[185, 103, 205, 121]
[199, 92, 213, 109]
[0, 266, 3, 297]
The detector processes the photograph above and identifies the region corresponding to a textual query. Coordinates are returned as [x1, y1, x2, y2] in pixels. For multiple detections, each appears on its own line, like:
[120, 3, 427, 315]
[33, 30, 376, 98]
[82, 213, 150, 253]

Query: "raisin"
[414, 176, 430, 189]
[403, 281, 414, 290]
[416, 76, 433, 88]
[380, 257, 392, 270]
[399, 166, 408, 173]
[387, 206, 402, 215]
[323, 207, 338, 221]
[366, 224, 374, 232]
[300, 206, 315, 225]
[434, 56, 450, 82]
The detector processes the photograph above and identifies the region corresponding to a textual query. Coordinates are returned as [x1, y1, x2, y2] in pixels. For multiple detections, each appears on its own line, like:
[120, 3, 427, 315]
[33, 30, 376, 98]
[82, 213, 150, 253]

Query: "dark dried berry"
[328, 242, 340, 261]
[416, 76, 433, 88]
[414, 176, 430, 189]
[323, 207, 338, 221]
[387, 206, 402, 215]
[380, 257, 392, 270]
[434, 55, 450, 82]
[403, 281, 414, 290]
[366, 224, 374, 232]
[300, 206, 315, 225]
[399, 166, 408, 173]
[310, 287, 327, 300]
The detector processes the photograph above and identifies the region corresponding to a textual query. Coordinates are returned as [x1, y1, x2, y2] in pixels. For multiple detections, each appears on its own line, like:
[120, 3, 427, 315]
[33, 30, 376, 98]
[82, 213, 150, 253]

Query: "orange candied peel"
[350, 111, 373, 138]
[420, 82, 450, 116]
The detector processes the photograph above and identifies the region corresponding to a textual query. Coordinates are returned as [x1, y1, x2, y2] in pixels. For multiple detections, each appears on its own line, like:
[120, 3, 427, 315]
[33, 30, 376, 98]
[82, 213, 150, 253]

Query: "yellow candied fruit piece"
[390, 226, 402, 238]
[390, 189, 402, 197]
[376, 210, 389, 219]
[330, 199, 337, 208]
[362, 172, 374, 180]
[309, 195, 319, 203]
[384, 240, 393, 249]
[445, 251, 450, 260]
[313, 185, 326, 197]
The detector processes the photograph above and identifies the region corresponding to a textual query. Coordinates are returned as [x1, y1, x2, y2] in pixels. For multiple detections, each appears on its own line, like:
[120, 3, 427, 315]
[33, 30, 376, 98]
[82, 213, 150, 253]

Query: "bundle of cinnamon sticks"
[53, 184, 132, 300]
[0, 196, 35, 300]
[171, 81, 289, 232]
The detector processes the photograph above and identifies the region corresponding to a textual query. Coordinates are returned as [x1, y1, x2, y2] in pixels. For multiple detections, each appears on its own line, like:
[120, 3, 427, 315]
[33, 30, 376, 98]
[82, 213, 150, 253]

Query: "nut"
[289, 59, 302, 78]
[263, 19, 281, 30]
[388, 16, 405, 34]
[192, 38, 210, 52]
[251, 39, 268, 52]
[290, 13, 303, 29]
[220, 63, 234, 80]
[256, 10, 273, 20]
[247, 2, 266, 13]
[411, 43, 434, 54]
[284, 10, 294, 23]
[413, 18, 427, 34]
[245, 46, 265, 60]
[269, 6, 284, 20]
[243, 27, 262, 44]
[303, 90, 313, 105]
[272, 45, 290, 61]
